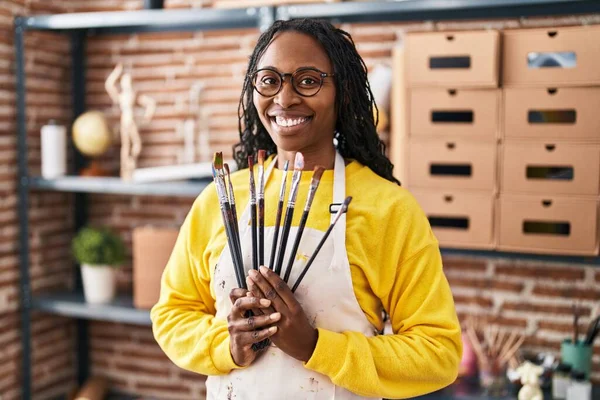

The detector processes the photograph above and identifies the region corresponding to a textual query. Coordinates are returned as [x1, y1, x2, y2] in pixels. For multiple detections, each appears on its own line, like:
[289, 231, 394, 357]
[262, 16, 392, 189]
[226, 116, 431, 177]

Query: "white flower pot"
[81, 264, 117, 304]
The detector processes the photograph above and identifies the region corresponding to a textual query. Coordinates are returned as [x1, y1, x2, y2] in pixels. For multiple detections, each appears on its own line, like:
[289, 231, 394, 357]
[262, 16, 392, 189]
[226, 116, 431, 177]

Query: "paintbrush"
[292, 196, 352, 293]
[268, 160, 289, 270]
[248, 155, 258, 271]
[282, 166, 325, 284]
[257, 150, 266, 268]
[224, 163, 242, 261]
[212, 154, 245, 289]
[273, 153, 304, 276]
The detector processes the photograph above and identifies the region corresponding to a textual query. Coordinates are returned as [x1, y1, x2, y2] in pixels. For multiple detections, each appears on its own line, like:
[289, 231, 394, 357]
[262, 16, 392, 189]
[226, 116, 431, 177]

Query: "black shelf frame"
[29, 176, 211, 197]
[14, 1, 600, 398]
[31, 293, 152, 326]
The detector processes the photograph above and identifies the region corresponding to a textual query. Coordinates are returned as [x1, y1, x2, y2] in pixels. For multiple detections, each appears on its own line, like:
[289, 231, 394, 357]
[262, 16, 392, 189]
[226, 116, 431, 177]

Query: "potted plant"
[71, 226, 126, 304]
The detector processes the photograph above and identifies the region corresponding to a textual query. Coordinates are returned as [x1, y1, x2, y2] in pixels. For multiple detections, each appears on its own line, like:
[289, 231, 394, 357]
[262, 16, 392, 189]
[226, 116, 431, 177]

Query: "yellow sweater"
[151, 158, 462, 399]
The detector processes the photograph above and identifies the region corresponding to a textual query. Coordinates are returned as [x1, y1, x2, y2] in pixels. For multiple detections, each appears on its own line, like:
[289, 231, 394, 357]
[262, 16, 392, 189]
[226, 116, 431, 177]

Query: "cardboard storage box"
[405, 30, 500, 88]
[132, 226, 179, 309]
[503, 87, 600, 141]
[497, 194, 599, 256]
[407, 137, 497, 190]
[411, 188, 495, 249]
[501, 141, 600, 196]
[503, 26, 600, 87]
[410, 88, 500, 138]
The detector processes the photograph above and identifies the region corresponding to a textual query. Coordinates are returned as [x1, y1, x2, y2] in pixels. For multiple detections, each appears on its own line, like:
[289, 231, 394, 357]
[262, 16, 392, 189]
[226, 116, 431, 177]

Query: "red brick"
[178, 369, 208, 382]
[523, 336, 562, 350]
[532, 285, 600, 301]
[452, 294, 494, 308]
[495, 264, 584, 281]
[33, 382, 77, 400]
[120, 349, 168, 362]
[502, 302, 591, 317]
[135, 381, 192, 393]
[447, 276, 524, 293]
[457, 313, 528, 328]
[536, 321, 589, 335]
[596, 271, 600, 283]
[114, 361, 166, 377]
[442, 258, 487, 273]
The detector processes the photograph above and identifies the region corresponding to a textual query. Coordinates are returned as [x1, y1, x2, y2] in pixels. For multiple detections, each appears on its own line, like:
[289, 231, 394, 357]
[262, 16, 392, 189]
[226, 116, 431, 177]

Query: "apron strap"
[330, 151, 347, 270]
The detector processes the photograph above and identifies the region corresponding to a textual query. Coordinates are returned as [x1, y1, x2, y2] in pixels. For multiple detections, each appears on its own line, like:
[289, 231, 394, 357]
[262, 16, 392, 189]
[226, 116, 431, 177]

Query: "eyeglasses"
[250, 67, 335, 98]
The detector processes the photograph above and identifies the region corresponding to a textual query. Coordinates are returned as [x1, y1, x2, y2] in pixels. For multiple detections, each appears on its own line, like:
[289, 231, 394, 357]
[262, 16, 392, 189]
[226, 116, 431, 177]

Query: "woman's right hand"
[227, 288, 281, 367]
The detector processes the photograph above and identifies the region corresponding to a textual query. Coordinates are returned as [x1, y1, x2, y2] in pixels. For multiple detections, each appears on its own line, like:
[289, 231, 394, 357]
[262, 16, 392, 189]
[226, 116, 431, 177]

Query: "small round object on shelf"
[72, 110, 112, 157]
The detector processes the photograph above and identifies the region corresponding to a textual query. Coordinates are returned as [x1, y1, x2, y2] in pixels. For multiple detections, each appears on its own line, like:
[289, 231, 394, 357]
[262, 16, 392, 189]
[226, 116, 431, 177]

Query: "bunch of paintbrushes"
[211, 150, 352, 293]
[464, 317, 526, 372]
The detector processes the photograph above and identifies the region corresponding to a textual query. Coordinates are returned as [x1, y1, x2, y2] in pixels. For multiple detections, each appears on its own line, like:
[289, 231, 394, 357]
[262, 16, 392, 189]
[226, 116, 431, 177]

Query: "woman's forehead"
[256, 31, 332, 72]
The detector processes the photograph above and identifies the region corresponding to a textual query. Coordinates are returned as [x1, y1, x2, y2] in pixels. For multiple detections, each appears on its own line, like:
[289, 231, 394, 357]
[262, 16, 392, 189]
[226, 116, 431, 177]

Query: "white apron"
[207, 152, 380, 400]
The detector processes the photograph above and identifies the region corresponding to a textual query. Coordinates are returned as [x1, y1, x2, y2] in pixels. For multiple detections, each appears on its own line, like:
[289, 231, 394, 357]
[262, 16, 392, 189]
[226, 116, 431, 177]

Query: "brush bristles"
[283, 160, 290, 172]
[213, 152, 223, 170]
[294, 152, 304, 171]
[313, 166, 325, 181]
[248, 155, 254, 170]
[258, 150, 266, 165]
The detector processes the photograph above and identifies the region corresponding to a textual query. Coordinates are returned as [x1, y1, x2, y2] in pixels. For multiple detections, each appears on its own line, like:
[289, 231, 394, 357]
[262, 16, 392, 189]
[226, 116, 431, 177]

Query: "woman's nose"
[273, 79, 301, 108]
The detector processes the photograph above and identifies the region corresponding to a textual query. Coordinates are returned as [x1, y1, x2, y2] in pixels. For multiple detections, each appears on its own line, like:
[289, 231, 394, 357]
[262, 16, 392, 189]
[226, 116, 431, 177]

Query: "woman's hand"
[227, 289, 281, 367]
[246, 266, 318, 363]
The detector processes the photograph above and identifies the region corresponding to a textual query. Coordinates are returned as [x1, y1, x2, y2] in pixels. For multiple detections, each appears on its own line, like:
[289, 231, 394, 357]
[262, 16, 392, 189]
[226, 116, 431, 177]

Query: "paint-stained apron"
[207, 152, 380, 400]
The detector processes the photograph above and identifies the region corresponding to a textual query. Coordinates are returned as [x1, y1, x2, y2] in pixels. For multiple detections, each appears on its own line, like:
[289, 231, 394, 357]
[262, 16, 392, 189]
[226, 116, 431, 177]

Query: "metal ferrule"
[278, 170, 289, 202]
[249, 172, 257, 205]
[257, 165, 265, 200]
[303, 183, 318, 212]
[227, 179, 236, 206]
[287, 171, 301, 208]
[214, 175, 228, 205]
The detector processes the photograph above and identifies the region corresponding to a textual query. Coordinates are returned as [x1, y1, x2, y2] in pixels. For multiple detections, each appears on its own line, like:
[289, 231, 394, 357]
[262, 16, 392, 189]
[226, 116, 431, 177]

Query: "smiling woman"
[151, 18, 462, 400]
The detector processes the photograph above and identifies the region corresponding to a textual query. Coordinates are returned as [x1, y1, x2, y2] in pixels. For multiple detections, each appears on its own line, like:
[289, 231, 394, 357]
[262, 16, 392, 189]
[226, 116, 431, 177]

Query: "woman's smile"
[269, 114, 313, 135]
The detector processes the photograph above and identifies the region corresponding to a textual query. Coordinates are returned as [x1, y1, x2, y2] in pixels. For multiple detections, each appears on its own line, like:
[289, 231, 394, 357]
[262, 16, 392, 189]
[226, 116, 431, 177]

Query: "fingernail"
[260, 298, 271, 306]
[249, 269, 258, 277]
[270, 312, 281, 321]
[268, 326, 277, 333]
[259, 266, 268, 273]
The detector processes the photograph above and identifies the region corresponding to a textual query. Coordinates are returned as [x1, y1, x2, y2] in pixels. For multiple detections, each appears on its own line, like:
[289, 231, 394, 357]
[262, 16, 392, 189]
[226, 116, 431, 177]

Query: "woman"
[151, 18, 461, 399]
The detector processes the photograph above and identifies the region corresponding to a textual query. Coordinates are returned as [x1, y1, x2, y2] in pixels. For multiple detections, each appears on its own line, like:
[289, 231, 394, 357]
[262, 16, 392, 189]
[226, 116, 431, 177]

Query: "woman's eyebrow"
[258, 65, 323, 72]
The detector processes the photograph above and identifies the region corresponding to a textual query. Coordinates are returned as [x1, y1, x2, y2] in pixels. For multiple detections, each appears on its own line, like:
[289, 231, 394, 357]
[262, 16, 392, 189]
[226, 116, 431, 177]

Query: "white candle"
[41, 120, 67, 179]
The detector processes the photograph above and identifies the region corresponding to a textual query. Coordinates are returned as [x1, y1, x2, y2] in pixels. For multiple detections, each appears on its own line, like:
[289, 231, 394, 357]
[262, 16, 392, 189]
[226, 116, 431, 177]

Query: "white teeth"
[274, 116, 307, 127]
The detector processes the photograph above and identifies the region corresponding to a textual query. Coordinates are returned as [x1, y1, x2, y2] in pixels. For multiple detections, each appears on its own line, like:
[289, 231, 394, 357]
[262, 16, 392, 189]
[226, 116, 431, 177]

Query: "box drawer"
[503, 26, 600, 87]
[405, 30, 500, 88]
[501, 142, 600, 195]
[411, 189, 495, 249]
[498, 194, 598, 256]
[504, 87, 600, 141]
[408, 138, 497, 190]
[410, 88, 499, 138]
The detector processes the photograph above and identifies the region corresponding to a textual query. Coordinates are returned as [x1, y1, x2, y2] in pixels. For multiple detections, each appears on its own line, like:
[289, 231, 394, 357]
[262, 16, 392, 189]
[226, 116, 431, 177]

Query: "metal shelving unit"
[15, 1, 600, 398]
[29, 176, 211, 197]
[31, 293, 152, 326]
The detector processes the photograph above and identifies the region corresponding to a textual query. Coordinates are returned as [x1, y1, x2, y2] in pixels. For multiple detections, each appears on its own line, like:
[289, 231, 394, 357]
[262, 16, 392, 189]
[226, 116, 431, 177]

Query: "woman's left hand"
[246, 266, 318, 363]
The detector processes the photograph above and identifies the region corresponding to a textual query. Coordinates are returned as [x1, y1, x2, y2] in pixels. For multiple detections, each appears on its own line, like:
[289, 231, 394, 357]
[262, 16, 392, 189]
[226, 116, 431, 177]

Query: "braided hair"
[233, 18, 400, 185]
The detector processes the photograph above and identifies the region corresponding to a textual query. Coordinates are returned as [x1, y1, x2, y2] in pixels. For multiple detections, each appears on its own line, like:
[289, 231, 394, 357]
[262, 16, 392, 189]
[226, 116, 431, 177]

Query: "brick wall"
[3, 0, 599, 398]
[2, 0, 77, 399]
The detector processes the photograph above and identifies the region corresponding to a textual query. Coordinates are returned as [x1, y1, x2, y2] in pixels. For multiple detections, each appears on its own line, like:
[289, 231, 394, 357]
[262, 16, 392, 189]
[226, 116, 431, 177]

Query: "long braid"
[233, 19, 400, 185]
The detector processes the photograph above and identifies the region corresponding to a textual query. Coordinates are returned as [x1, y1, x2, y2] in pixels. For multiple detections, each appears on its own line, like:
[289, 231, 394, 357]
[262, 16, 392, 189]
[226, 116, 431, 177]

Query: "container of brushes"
[561, 339, 592, 379]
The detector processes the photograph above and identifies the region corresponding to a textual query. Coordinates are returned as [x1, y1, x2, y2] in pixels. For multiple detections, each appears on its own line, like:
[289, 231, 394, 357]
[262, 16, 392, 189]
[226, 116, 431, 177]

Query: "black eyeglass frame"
[249, 67, 336, 98]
